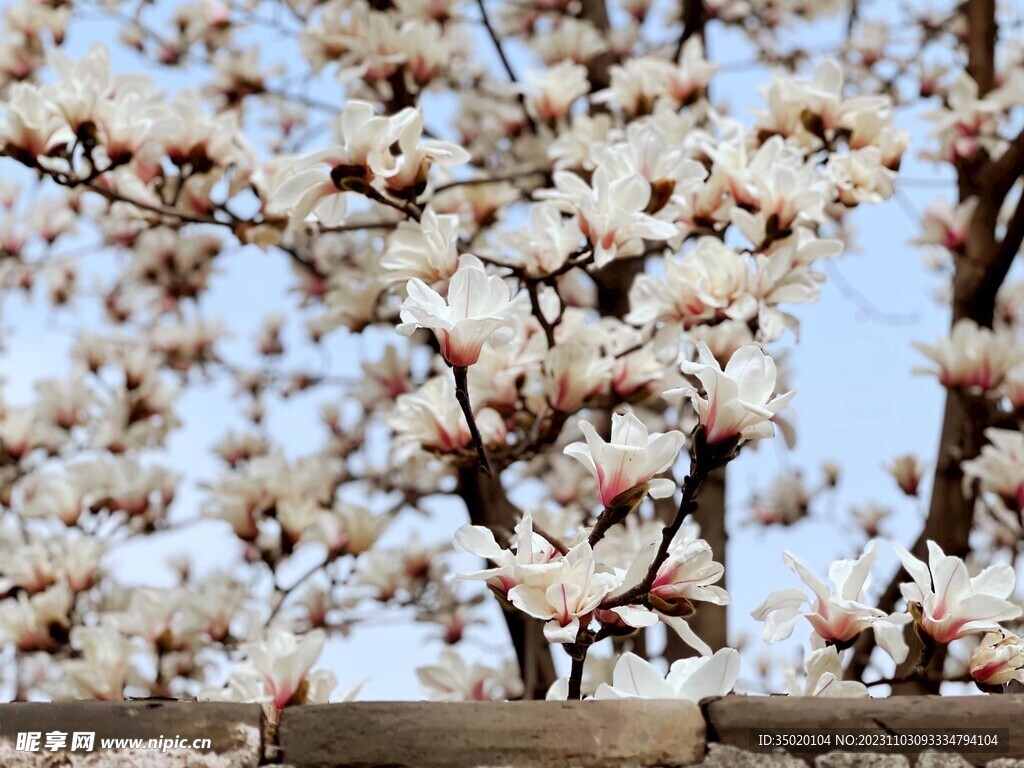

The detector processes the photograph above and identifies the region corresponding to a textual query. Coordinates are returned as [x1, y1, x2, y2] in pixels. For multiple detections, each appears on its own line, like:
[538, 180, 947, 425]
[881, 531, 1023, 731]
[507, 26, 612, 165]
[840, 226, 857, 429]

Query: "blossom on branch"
[752, 542, 910, 664]
[454, 511, 561, 597]
[961, 429, 1024, 511]
[913, 319, 1023, 392]
[417, 649, 524, 701]
[539, 167, 677, 267]
[969, 631, 1024, 687]
[895, 541, 1021, 645]
[592, 649, 739, 700]
[397, 257, 522, 368]
[563, 411, 685, 509]
[786, 647, 868, 698]
[507, 541, 618, 643]
[672, 342, 794, 446]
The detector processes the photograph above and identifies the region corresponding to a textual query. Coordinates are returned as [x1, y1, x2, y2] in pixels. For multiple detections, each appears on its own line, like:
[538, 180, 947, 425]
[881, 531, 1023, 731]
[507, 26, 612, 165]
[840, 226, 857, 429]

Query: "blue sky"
[2, 0, 1002, 698]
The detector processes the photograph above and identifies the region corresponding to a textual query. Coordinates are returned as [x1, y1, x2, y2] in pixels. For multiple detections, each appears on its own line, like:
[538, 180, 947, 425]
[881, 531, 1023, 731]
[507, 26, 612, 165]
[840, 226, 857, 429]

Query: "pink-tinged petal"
[546, 580, 584, 624]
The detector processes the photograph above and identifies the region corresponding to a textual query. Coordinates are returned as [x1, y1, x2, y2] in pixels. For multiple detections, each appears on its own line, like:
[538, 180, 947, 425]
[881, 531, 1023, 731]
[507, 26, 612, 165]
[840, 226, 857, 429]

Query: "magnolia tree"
[0, 0, 1021, 715]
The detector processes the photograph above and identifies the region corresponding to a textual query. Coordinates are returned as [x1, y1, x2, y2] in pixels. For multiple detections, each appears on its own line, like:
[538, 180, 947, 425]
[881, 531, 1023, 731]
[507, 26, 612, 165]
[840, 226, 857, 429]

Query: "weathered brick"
[278, 700, 706, 768]
[0, 701, 263, 768]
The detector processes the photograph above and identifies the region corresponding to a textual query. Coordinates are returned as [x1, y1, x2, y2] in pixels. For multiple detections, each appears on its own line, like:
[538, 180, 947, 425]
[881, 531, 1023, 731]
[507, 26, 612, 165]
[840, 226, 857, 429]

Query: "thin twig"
[267, 555, 336, 625]
[526, 281, 557, 348]
[453, 365, 492, 474]
[433, 168, 546, 194]
[567, 651, 587, 700]
[474, 0, 538, 133]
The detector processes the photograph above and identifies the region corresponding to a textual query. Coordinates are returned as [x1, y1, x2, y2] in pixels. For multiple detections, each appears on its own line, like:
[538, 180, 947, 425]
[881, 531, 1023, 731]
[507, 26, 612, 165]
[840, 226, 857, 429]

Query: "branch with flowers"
[0, 0, 1020, 716]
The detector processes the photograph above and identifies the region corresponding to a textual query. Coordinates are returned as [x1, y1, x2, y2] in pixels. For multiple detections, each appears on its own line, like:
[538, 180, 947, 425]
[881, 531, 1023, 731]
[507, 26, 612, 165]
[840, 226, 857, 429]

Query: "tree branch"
[474, 0, 538, 133]
[993, 191, 1024, 287]
[453, 365, 492, 474]
[674, 0, 706, 60]
[985, 130, 1024, 203]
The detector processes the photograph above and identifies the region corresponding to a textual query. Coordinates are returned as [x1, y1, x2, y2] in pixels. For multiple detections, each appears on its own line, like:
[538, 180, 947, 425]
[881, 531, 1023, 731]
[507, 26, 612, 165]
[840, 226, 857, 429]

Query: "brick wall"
[0, 697, 1021, 767]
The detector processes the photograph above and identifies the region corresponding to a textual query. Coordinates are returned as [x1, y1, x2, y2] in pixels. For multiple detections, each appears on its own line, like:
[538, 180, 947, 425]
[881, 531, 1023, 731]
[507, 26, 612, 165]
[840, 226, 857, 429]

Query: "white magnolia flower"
[494, 202, 584, 277]
[961, 429, 1024, 511]
[384, 108, 470, 193]
[543, 340, 613, 413]
[752, 542, 910, 664]
[0, 583, 73, 652]
[912, 198, 977, 255]
[851, 503, 892, 538]
[417, 649, 523, 701]
[267, 101, 467, 230]
[649, 535, 731, 611]
[524, 61, 589, 121]
[913, 319, 1023, 392]
[540, 167, 677, 267]
[750, 471, 813, 526]
[895, 541, 1021, 644]
[886, 454, 926, 497]
[786, 647, 868, 698]
[18, 473, 82, 525]
[593, 649, 739, 701]
[381, 207, 461, 286]
[266, 101, 402, 229]
[507, 540, 618, 643]
[397, 257, 520, 367]
[672, 342, 794, 445]
[242, 627, 334, 709]
[969, 631, 1024, 686]
[564, 411, 684, 508]
[53, 625, 132, 701]
[454, 510, 561, 597]
[626, 238, 754, 328]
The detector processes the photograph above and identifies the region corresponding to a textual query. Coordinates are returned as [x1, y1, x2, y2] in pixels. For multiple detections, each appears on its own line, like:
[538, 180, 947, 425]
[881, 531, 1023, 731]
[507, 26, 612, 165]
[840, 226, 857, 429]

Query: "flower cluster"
[0, 0, 1019, 711]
